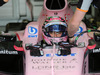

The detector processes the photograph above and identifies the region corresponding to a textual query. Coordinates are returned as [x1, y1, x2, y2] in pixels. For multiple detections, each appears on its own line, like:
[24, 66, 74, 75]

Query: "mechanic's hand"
[0, 0, 9, 6]
[4, 0, 9, 2]
[88, 27, 100, 38]
[69, 37, 75, 43]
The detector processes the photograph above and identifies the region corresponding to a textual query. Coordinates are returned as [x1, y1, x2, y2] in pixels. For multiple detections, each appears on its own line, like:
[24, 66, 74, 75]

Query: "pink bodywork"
[14, 0, 97, 75]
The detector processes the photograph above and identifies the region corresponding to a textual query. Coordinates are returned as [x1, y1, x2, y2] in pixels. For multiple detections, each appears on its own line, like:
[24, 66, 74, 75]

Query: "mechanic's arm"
[0, 0, 9, 6]
[68, 0, 93, 37]
[68, 9, 86, 37]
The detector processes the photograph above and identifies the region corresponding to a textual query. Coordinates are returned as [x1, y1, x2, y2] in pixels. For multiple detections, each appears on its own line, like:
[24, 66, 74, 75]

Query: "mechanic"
[0, 0, 9, 6]
[68, 0, 100, 42]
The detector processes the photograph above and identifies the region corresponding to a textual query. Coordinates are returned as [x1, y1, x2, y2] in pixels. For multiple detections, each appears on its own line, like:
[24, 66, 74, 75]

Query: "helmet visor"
[46, 24, 66, 32]
[45, 24, 67, 37]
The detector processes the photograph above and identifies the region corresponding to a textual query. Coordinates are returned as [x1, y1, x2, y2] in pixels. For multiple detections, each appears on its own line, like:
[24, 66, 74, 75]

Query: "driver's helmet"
[42, 16, 68, 45]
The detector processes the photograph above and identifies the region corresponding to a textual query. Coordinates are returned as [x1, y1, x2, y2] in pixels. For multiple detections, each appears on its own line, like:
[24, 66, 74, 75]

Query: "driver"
[49, 31, 62, 38]
[26, 16, 68, 56]
[42, 16, 68, 45]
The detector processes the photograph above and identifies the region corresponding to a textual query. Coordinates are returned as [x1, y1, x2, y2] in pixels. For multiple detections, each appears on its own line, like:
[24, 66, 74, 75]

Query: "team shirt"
[77, 0, 93, 12]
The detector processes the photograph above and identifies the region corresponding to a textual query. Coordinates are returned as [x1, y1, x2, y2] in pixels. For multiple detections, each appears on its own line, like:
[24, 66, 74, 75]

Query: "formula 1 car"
[0, 0, 100, 75]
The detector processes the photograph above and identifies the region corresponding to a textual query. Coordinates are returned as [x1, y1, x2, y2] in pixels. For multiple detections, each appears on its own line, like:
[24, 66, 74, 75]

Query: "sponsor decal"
[0, 50, 18, 54]
[74, 26, 83, 36]
[45, 53, 76, 57]
[32, 53, 76, 57]
[32, 65, 76, 70]
[93, 48, 100, 53]
[31, 58, 77, 70]
[28, 26, 38, 38]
